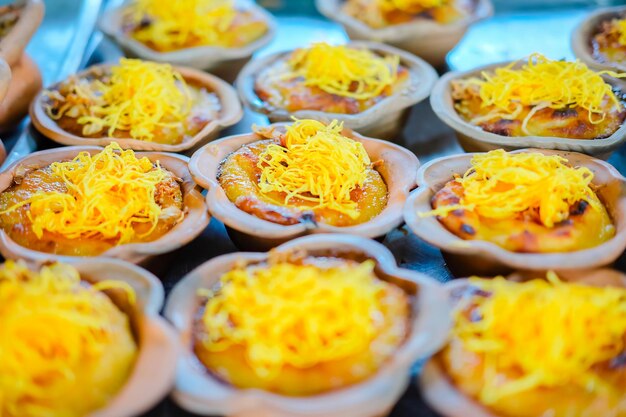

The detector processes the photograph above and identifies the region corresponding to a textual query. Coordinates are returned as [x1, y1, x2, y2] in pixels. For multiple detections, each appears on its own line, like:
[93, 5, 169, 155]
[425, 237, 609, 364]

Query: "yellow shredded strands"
[57, 59, 191, 141]
[286, 43, 400, 100]
[455, 272, 626, 404]
[127, 0, 238, 50]
[0, 260, 137, 417]
[199, 259, 387, 378]
[459, 53, 625, 129]
[257, 119, 371, 218]
[0, 143, 168, 244]
[421, 150, 603, 228]
[376, 0, 446, 13]
[614, 18, 626, 47]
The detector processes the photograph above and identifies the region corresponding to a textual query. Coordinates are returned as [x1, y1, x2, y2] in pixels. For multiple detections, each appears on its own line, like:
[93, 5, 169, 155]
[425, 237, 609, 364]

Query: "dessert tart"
[421, 271, 626, 417]
[31, 58, 242, 152]
[315, 0, 493, 67]
[99, 0, 276, 79]
[0, 143, 209, 263]
[236, 41, 437, 139]
[430, 54, 626, 157]
[165, 234, 450, 417]
[403, 149, 626, 275]
[0, 258, 177, 417]
[189, 119, 418, 249]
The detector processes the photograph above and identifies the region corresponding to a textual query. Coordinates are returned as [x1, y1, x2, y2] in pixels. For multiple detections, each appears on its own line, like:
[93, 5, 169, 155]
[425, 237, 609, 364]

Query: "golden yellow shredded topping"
[614, 18, 626, 47]
[199, 259, 389, 378]
[257, 119, 371, 219]
[127, 0, 239, 50]
[0, 143, 169, 245]
[0, 260, 137, 417]
[47, 59, 192, 142]
[454, 272, 626, 404]
[377, 0, 446, 13]
[457, 53, 625, 133]
[421, 150, 604, 228]
[286, 43, 400, 100]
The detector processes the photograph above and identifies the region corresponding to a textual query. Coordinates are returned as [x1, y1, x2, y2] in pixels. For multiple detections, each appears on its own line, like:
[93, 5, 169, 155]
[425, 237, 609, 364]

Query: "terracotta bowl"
[418, 268, 626, 417]
[164, 233, 451, 417]
[189, 123, 419, 250]
[236, 41, 438, 140]
[0, 146, 210, 265]
[572, 6, 626, 74]
[98, 0, 276, 82]
[315, 0, 493, 68]
[430, 60, 626, 159]
[50, 258, 178, 417]
[0, 0, 44, 68]
[403, 149, 626, 277]
[30, 63, 243, 153]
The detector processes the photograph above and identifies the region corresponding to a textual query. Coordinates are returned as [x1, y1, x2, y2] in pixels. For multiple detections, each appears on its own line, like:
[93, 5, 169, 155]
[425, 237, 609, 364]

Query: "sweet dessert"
[451, 53, 626, 139]
[0, 260, 137, 417]
[591, 13, 626, 67]
[121, 0, 268, 52]
[342, 0, 475, 28]
[422, 150, 615, 252]
[435, 272, 626, 417]
[254, 42, 410, 115]
[0, 143, 184, 256]
[42, 59, 220, 145]
[193, 250, 410, 395]
[218, 118, 388, 226]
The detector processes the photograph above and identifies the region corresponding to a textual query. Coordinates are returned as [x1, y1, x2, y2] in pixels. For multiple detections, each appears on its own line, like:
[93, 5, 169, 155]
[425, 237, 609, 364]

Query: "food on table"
[438, 272, 626, 417]
[218, 118, 388, 226]
[0, 260, 137, 417]
[592, 14, 626, 66]
[254, 42, 409, 114]
[422, 150, 615, 252]
[42, 58, 220, 144]
[342, 0, 475, 28]
[193, 251, 410, 395]
[451, 53, 626, 139]
[121, 0, 268, 52]
[0, 143, 184, 256]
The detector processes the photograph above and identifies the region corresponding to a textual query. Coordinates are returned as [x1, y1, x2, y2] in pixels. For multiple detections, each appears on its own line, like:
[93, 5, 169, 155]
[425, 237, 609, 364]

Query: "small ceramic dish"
[403, 149, 626, 277]
[419, 268, 626, 417]
[164, 233, 451, 417]
[189, 122, 419, 250]
[0, 146, 209, 265]
[430, 60, 626, 159]
[30, 63, 243, 153]
[98, 0, 276, 82]
[236, 41, 438, 140]
[315, 0, 493, 68]
[0, 0, 44, 68]
[572, 6, 626, 74]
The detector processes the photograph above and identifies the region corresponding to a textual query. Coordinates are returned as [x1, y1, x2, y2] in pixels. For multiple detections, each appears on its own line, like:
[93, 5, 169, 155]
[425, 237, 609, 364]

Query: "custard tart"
[422, 272, 626, 417]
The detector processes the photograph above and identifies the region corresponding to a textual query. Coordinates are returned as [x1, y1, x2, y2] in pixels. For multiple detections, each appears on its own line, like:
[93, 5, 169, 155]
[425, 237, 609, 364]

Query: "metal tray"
[6, 1, 626, 416]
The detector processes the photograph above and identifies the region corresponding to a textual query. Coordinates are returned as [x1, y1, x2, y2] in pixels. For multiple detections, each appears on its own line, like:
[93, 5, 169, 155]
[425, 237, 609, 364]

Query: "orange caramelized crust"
[592, 16, 626, 67]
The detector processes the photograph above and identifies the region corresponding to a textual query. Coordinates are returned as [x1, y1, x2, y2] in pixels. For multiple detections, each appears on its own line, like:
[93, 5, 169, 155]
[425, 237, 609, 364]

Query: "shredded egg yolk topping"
[47, 59, 192, 142]
[286, 43, 400, 101]
[422, 150, 604, 228]
[127, 0, 239, 50]
[257, 119, 371, 219]
[0, 143, 170, 245]
[612, 18, 626, 47]
[454, 272, 626, 405]
[0, 260, 137, 417]
[456, 53, 625, 132]
[376, 0, 447, 13]
[198, 259, 390, 379]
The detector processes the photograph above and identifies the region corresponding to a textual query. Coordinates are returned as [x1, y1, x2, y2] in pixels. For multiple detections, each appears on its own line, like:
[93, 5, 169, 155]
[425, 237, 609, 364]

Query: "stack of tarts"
[0, 258, 177, 417]
[236, 41, 438, 139]
[165, 234, 450, 417]
[30, 58, 242, 152]
[430, 53, 626, 158]
[99, 0, 276, 80]
[189, 118, 418, 249]
[315, 0, 493, 67]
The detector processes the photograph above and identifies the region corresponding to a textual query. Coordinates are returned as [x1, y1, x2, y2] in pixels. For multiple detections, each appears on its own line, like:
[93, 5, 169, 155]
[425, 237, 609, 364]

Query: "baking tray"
[5, 1, 626, 416]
